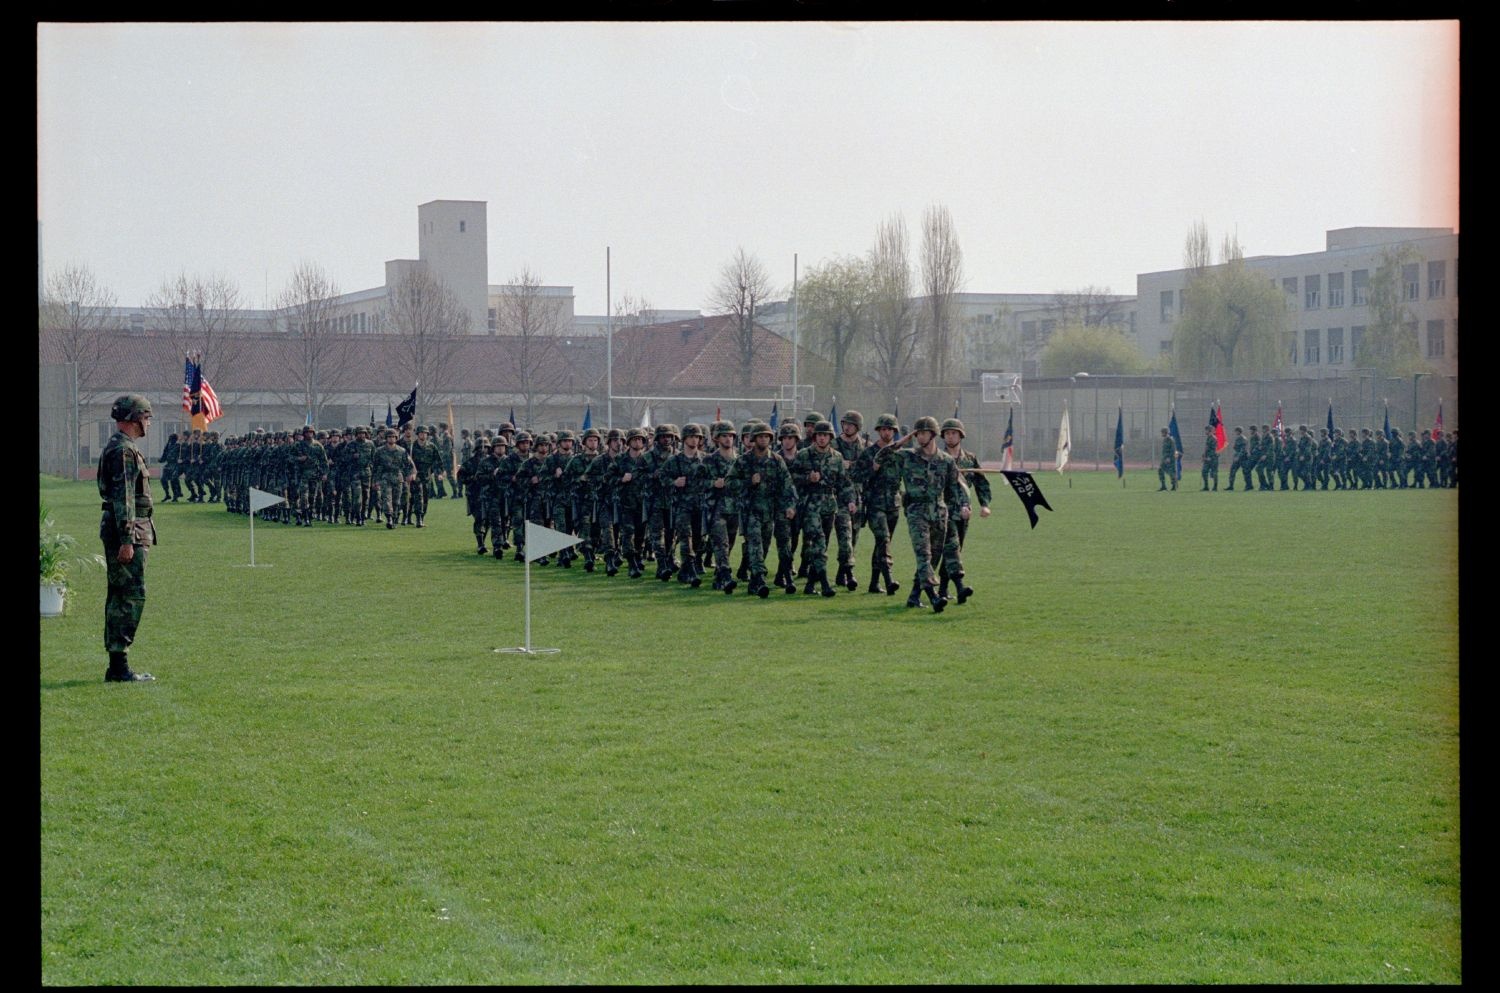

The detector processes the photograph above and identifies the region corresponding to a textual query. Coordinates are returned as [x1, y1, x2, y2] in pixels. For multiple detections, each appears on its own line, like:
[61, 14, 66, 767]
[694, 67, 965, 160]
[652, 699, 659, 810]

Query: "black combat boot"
[753, 577, 769, 598]
[736, 551, 750, 581]
[883, 565, 901, 596]
[105, 651, 153, 682]
[476, 540, 487, 556]
[843, 564, 858, 592]
[955, 575, 973, 605]
[605, 552, 619, 577]
[906, 587, 923, 608]
[925, 585, 947, 613]
[818, 569, 837, 598]
[797, 561, 809, 579]
[722, 568, 737, 595]
[803, 571, 817, 595]
[628, 553, 643, 579]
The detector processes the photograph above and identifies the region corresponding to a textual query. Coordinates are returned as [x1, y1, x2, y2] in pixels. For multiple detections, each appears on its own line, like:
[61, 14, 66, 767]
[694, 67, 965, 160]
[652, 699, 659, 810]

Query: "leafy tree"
[1173, 230, 1284, 378]
[1358, 244, 1431, 376]
[1039, 324, 1144, 376]
[797, 254, 873, 396]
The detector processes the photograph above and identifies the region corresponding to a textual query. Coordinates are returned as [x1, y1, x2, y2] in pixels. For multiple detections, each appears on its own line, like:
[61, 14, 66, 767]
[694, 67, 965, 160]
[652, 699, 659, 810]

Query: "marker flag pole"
[496, 522, 583, 655]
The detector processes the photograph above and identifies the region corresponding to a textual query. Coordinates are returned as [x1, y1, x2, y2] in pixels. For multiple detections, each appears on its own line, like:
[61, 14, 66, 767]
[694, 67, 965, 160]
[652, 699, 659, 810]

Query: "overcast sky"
[38, 21, 1459, 317]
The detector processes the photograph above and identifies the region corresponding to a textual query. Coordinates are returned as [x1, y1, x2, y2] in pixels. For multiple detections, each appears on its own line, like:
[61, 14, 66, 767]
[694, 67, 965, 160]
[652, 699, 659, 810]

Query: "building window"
[1350, 326, 1364, 361]
[1039, 319, 1056, 337]
[1426, 320, 1445, 358]
[1304, 274, 1321, 310]
[1283, 332, 1297, 364]
[1159, 290, 1173, 322]
[459, 220, 466, 233]
[1178, 288, 1187, 316]
[1159, 339, 1172, 354]
[488, 308, 497, 333]
[1351, 269, 1369, 306]
[1402, 263, 1420, 301]
[1304, 329, 1321, 365]
[1328, 272, 1344, 308]
[1283, 277, 1298, 311]
[1428, 260, 1446, 298]
[1327, 327, 1344, 364]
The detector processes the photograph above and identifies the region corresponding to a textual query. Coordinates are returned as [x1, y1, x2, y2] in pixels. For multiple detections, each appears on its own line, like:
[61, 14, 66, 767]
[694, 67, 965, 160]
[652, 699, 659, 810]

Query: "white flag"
[1056, 405, 1071, 474]
[525, 521, 583, 563]
[640, 405, 652, 429]
[249, 486, 287, 513]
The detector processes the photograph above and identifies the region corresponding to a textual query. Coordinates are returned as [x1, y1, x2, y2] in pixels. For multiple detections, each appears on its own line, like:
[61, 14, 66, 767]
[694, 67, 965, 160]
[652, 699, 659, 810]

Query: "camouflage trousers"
[347, 473, 372, 522]
[102, 541, 147, 653]
[710, 511, 738, 573]
[800, 504, 835, 575]
[740, 509, 772, 583]
[647, 497, 674, 565]
[160, 463, 182, 499]
[832, 506, 855, 567]
[1201, 462, 1218, 489]
[904, 501, 956, 591]
[616, 503, 646, 560]
[671, 504, 702, 566]
[865, 502, 899, 576]
[412, 475, 431, 520]
[373, 474, 404, 523]
[775, 510, 799, 573]
[936, 515, 968, 588]
[294, 476, 320, 514]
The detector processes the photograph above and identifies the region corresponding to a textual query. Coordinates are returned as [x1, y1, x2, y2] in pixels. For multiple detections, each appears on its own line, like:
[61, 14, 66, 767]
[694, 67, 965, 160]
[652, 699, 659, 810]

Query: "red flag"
[1432, 399, 1444, 440]
[1211, 403, 1227, 452]
[716, 405, 722, 422]
[1272, 404, 1284, 439]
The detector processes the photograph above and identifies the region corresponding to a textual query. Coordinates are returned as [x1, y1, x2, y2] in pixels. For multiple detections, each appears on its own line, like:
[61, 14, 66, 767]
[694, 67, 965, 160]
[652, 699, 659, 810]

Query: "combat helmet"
[813, 420, 835, 436]
[681, 423, 705, 440]
[555, 429, 575, 444]
[940, 418, 966, 438]
[840, 410, 863, 429]
[913, 415, 941, 434]
[514, 431, 533, 445]
[581, 427, 602, 443]
[711, 420, 736, 438]
[655, 423, 678, 440]
[779, 422, 802, 439]
[875, 413, 899, 430]
[803, 412, 820, 427]
[626, 427, 649, 443]
[605, 427, 624, 443]
[750, 421, 775, 440]
[110, 394, 152, 422]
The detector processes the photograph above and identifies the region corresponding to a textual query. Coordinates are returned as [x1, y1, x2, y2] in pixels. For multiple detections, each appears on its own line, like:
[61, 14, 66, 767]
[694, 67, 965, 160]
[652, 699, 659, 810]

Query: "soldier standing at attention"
[1201, 426, 1220, 491]
[1157, 427, 1179, 491]
[98, 395, 157, 682]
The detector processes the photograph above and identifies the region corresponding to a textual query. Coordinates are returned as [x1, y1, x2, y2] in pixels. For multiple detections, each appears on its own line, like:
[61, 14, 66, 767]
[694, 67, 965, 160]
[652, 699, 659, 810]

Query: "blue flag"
[769, 401, 779, 430]
[385, 402, 393, 427]
[1327, 402, 1335, 439]
[1168, 409, 1183, 481]
[304, 410, 313, 428]
[829, 396, 838, 426]
[582, 405, 592, 432]
[1113, 406, 1125, 478]
[1383, 405, 1393, 440]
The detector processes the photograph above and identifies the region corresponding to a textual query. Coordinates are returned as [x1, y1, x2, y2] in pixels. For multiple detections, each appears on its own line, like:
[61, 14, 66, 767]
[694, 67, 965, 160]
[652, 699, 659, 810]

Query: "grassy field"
[39, 469, 1460, 984]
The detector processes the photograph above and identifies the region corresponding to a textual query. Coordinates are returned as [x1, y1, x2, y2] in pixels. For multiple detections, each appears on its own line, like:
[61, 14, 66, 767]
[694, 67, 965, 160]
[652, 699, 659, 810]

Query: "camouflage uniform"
[726, 423, 797, 597]
[1158, 429, 1178, 491]
[831, 411, 866, 586]
[159, 433, 183, 501]
[661, 425, 710, 585]
[774, 425, 805, 587]
[1201, 427, 1220, 491]
[97, 395, 158, 681]
[874, 417, 967, 612]
[641, 426, 680, 576]
[854, 414, 904, 595]
[703, 422, 741, 592]
[609, 431, 653, 577]
[789, 422, 857, 597]
[371, 433, 414, 528]
[1227, 429, 1250, 490]
[939, 419, 989, 604]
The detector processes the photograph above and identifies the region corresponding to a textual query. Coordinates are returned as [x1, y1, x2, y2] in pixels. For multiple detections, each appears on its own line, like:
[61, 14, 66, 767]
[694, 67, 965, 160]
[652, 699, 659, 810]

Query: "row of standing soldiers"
[156, 429, 224, 503]
[203, 422, 459, 527]
[455, 412, 991, 612]
[1204, 424, 1460, 491]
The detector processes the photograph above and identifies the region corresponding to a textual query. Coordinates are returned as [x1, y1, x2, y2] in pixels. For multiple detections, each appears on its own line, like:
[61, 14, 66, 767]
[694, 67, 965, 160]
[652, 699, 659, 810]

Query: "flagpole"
[791, 253, 798, 425]
[606, 246, 613, 431]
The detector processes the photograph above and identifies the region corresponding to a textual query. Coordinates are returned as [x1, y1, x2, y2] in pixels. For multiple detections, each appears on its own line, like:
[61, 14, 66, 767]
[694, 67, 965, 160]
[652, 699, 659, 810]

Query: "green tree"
[1173, 230, 1284, 378]
[798, 254, 874, 396]
[1359, 244, 1431, 376]
[1039, 324, 1144, 376]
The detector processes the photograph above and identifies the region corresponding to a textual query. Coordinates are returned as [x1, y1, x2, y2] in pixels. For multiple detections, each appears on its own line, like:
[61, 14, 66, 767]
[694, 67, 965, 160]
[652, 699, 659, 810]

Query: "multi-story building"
[1138, 227, 1458, 378]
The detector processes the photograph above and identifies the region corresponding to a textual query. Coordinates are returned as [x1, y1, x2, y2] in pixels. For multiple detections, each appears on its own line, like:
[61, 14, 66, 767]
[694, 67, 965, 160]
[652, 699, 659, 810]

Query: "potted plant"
[40, 501, 104, 617]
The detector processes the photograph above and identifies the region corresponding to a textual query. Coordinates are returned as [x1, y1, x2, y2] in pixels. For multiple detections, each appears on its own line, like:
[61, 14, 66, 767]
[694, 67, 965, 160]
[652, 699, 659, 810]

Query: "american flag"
[1272, 404, 1284, 439]
[182, 356, 195, 413]
[186, 355, 223, 425]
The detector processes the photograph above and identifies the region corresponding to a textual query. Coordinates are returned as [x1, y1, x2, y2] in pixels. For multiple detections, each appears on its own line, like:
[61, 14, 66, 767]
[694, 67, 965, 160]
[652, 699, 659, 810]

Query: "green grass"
[39, 470, 1459, 983]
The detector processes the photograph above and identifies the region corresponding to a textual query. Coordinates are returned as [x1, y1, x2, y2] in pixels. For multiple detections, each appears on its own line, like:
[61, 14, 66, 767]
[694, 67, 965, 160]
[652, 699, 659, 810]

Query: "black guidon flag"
[999, 471, 1054, 529]
[395, 387, 418, 428]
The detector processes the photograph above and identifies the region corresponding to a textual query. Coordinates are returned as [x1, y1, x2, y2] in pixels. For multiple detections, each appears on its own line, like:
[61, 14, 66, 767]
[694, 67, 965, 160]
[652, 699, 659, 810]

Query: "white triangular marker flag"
[250, 487, 287, 513]
[525, 521, 582, 562]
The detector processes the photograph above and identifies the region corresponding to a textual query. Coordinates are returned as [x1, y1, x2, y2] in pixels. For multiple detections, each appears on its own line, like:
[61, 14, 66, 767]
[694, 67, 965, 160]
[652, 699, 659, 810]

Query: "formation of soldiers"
[454, 411, 992, 613]
[1203, 424, 1459, 491]
[186, 422, 462, 528]
[156, 428, 225, 503]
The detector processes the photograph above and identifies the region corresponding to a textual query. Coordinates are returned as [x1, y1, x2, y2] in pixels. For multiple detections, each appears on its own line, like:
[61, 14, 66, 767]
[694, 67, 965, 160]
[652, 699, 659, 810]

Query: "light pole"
[1411, 372, 1427, 435]
[1076, 372, 1096, 469]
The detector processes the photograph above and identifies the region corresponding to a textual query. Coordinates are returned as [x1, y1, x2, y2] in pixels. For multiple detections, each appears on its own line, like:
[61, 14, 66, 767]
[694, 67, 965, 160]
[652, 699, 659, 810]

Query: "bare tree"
[607, 292, 660, 426]
[144, 271, 251, 393]
[494, 267, 570, 430]
[272, 261, 356, 426]
[1175, 228, 1283, 378]
[1051, 285, 1128, 328]
[920, 204, 965, 386]
[709, 247, 772, 390]
[39, 263, 118, 478]
[866, 213, 920, 405]
[381, 265, 467, 423]
[40, 262, 118, 398]
[1183, 219, 1213, 274]
[798, 254, 874, 397]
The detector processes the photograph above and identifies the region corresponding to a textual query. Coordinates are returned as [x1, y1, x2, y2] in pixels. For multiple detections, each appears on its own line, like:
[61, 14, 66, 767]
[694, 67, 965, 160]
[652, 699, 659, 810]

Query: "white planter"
[40, 583, 66, 618]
